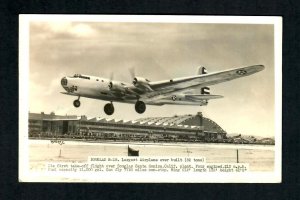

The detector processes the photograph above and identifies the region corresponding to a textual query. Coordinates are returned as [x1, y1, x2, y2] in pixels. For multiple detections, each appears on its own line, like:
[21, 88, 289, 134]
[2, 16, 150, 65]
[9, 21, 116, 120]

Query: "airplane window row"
[73, 74, 90, 80]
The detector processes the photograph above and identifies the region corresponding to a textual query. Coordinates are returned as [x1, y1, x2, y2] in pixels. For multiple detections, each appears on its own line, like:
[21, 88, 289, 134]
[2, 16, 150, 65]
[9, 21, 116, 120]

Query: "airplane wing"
[144, 94, 223, 106]
[141, 65, 264, 99]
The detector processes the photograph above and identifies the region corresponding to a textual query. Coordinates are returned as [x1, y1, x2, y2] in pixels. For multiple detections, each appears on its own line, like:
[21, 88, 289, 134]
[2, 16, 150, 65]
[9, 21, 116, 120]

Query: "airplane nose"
[61, 77, 68, 86]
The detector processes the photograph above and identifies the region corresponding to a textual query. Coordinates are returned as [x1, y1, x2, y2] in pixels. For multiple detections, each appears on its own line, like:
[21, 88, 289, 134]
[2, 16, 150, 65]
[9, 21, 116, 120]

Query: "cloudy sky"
[29, 20, 275, 137]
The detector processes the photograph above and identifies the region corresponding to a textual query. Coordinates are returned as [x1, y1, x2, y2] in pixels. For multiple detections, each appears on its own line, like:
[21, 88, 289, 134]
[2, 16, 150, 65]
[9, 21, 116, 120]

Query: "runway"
[29, 139, 274, 172]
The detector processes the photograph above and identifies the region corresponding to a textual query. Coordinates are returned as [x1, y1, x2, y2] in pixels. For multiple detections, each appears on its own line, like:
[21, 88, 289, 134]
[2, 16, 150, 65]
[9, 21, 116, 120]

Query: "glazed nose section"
[61, 77, 68, 87]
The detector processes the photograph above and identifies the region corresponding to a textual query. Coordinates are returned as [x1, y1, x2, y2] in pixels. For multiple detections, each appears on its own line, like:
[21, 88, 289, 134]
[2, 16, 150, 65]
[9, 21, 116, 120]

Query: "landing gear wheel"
[73, 100, 81, 108]
[135, 101, 146, 114]
[104, 103, 114, 115]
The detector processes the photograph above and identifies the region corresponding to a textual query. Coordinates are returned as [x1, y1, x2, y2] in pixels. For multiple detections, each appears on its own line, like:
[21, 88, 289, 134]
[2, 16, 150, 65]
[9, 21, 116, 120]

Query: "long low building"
[29, 112, 227, 141]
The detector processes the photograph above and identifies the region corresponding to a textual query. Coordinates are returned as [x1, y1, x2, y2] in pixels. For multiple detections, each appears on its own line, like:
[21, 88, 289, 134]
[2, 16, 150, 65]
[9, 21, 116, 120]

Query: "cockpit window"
[73, 74, 90, 80]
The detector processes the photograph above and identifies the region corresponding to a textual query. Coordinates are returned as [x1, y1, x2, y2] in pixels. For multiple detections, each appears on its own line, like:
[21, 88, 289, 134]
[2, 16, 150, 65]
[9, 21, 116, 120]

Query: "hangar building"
[29, 112, 227, 141]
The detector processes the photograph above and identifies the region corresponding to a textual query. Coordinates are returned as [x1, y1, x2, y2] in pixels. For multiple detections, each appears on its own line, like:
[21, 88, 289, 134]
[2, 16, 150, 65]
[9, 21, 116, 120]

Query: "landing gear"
[73, 99, 81, 108]
[104, 103, 114, 115]
[135, 101, 146, 114]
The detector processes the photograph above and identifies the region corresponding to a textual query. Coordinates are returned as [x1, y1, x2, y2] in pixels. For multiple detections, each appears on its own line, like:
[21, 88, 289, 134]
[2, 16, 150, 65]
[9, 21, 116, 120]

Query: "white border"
[19, 15, 282, 183]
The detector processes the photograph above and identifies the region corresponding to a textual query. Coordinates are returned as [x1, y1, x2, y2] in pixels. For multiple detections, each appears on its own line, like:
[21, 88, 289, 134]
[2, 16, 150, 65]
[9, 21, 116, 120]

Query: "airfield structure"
[29, 112, 226, 142]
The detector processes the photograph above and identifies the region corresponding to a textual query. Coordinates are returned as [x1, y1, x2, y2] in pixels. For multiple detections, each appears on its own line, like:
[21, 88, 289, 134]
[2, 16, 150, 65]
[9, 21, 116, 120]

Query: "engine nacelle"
[108, 81, 126, 93]
[132, 77, 152, 91]
[132, 77, 150, 86]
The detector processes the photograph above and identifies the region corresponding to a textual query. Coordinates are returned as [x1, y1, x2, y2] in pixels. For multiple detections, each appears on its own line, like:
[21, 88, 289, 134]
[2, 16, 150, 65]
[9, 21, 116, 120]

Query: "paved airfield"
[29, 139, 274, 172]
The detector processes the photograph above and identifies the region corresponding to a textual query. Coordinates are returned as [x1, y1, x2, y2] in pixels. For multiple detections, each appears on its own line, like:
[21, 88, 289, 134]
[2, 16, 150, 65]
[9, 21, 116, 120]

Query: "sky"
[28, 20, 275, 137]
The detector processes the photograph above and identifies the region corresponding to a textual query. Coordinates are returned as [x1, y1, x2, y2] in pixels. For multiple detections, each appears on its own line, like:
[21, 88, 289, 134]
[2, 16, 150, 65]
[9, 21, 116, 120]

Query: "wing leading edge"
[142, 65, 264, 99]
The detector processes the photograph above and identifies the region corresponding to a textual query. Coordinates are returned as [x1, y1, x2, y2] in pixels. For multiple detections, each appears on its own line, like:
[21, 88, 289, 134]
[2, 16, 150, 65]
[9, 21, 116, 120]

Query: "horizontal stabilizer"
[60, 92, 77, 96]
[61, 92, 71, 95]
[185, 94, 223, 100]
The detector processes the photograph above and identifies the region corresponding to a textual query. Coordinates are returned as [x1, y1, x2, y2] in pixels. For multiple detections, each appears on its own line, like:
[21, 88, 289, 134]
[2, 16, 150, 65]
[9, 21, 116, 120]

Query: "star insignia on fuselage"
[171, 95, 177, 101]
[236, 69, 247, 75]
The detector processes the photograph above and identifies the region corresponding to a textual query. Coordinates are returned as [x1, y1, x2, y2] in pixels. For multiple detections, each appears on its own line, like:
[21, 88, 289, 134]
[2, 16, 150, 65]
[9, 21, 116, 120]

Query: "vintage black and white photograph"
[19, 15, 282, 182]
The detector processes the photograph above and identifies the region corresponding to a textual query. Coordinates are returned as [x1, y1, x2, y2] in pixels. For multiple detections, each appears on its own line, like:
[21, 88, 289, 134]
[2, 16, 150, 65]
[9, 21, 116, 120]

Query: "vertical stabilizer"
[197, 66, 208, 75]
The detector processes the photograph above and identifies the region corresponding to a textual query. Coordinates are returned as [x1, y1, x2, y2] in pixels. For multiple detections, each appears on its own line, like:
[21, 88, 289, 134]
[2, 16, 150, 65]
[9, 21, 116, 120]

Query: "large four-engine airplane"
[60, 65, 264, 115]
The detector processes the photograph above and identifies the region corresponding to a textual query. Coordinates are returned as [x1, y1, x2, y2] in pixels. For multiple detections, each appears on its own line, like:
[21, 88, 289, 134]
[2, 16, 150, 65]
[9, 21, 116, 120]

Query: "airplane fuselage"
[60, 65, 264, 115]
[61, 74, 136, 102]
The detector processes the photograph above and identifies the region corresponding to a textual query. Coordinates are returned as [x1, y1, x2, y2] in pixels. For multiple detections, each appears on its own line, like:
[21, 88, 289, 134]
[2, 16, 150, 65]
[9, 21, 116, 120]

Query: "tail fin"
[198, 66, 210, 95]
[197, 66, 207, 75]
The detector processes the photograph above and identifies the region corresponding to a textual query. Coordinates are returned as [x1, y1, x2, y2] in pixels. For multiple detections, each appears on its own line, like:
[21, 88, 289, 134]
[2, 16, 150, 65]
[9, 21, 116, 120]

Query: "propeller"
[129, 67, 138, 85]
[109, 72, 114, 81]
[132, 77, 138, 85]
[129, 67, 135, 79]
[108, 81, 113, 89]
[152, 59, 172, 79]
[108, 72, 114, 89]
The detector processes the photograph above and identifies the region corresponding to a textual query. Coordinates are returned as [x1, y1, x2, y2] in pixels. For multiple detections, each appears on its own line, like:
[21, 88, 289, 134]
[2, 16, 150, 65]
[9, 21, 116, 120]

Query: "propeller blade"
[129, 67, 135, 79]
[109, 72, 114, 81]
